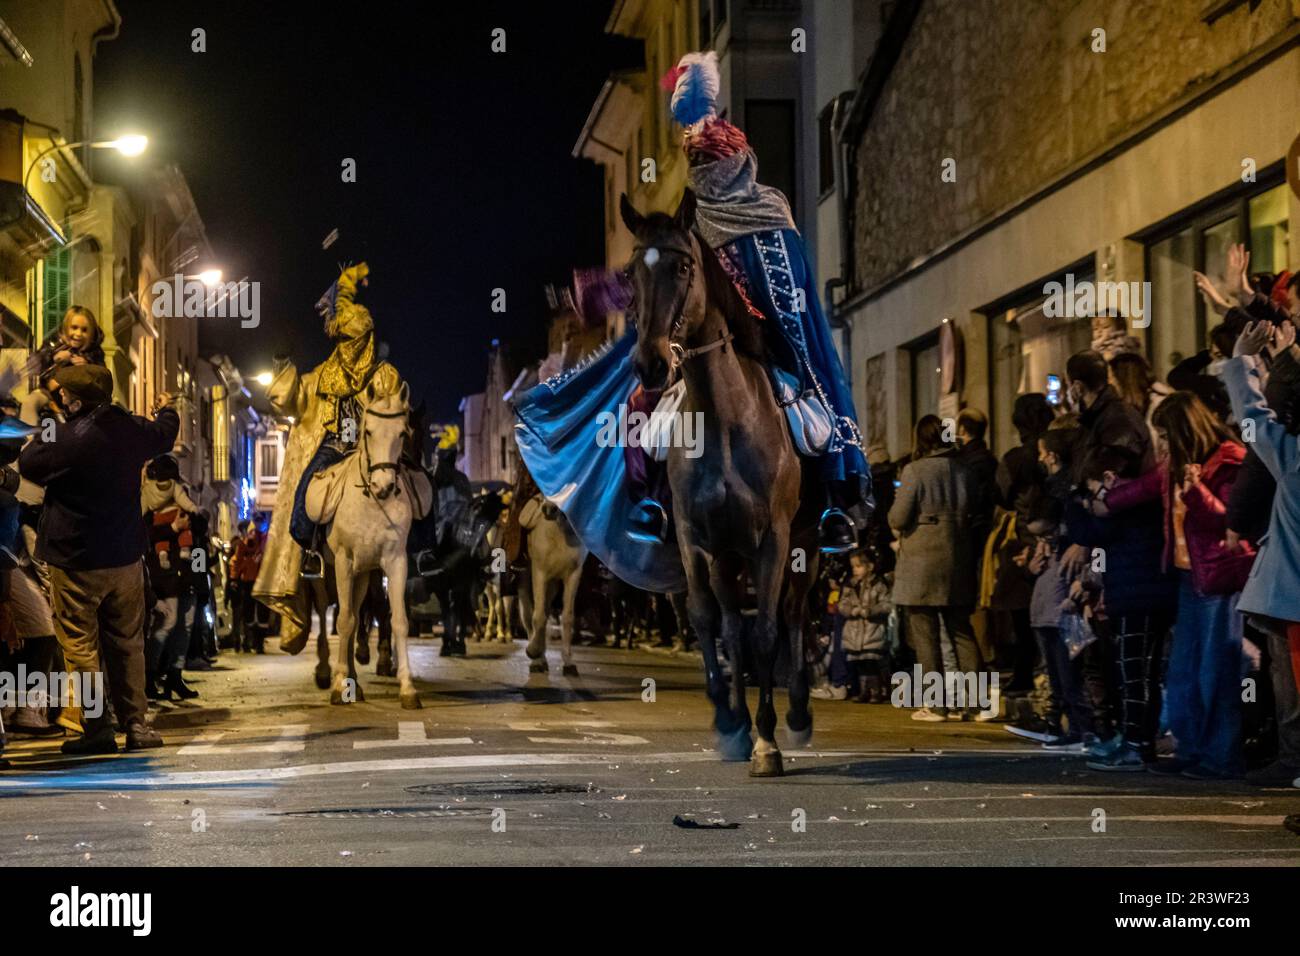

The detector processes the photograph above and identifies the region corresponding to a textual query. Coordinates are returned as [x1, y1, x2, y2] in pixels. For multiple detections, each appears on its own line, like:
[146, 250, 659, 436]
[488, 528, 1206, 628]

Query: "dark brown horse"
[621, 190, 818, 777]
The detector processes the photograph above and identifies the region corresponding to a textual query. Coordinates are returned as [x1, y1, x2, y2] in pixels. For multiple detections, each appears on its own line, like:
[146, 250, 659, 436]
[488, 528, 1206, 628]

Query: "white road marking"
[508, 719, 648, 745]
[353, 721, 475, 750]
[176, 724, 309, 755]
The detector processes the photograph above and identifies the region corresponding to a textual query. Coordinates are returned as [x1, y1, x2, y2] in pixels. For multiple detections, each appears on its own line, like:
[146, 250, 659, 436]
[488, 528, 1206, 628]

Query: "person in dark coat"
[1067, 350, 1155, 482]
[17, 365, 179, 755]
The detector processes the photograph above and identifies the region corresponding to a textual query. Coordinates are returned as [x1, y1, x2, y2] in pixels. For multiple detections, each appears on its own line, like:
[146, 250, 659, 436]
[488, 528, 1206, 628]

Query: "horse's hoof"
[329, 689, 346, 705]
[353, 683, 365, 702]
[439, 643, 452, 657]
[399, 691, 422, 710]
[528, 660, 548, 674]
[717, 726, 754, 762]
[786, 718, 814, 749]
[376, 655, 394, 677]
[749, 750, 784, 778]
[561, 664, 579, 677]
[314, 669, 331, 691]
[356, 645, 370, 665]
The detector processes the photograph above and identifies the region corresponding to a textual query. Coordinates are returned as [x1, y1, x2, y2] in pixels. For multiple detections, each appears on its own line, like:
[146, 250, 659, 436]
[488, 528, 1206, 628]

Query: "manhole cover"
[277, 806, 494, 819]
[404, 780, 594, 797]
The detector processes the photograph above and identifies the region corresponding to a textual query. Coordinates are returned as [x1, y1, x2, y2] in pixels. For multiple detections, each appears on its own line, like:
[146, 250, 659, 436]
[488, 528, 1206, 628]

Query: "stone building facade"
[838, 0, 1300, 457]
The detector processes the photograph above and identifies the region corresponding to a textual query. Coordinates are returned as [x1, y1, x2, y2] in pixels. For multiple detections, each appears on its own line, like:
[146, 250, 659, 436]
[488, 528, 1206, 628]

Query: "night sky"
[93, 0, 639, 420]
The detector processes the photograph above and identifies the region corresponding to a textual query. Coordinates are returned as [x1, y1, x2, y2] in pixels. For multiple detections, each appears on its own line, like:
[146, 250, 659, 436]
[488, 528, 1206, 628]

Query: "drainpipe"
[825, 91, 855, 388]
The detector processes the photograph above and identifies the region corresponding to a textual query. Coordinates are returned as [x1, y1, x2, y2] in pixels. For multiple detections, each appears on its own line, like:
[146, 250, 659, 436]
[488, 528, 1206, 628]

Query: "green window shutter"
[42, 241, 72, 340]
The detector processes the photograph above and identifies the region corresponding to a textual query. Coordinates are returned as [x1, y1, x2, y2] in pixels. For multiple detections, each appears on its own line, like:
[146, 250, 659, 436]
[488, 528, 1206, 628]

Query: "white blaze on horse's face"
[362, 385, 409, 501]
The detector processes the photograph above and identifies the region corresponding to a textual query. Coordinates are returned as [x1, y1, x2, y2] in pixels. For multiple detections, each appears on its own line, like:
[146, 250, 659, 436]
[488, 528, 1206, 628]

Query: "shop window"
[1143, 175, 1288, 379]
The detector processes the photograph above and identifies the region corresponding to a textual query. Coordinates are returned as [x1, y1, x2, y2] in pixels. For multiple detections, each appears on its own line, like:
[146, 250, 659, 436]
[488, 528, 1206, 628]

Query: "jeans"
[1034, 625, 1094, 737]
[148, 592, 195, 676]
[1166, 572, 1244, 774]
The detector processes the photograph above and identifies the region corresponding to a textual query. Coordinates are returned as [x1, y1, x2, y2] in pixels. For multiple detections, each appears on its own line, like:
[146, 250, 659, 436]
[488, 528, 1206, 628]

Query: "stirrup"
[414, 549, 440, 578]
[626, 497, 667, 545]
[817, 507, 857, 555]
[300, 549, 324, 580]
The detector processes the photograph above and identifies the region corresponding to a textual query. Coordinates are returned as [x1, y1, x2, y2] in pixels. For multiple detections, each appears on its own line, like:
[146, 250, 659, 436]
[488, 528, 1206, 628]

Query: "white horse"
[308, 381, 432, 708]
[517, 496, 588, 676]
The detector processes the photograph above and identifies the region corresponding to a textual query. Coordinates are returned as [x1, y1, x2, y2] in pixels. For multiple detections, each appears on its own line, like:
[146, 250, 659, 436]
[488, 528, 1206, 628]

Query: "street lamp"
[253, 371, 273, 386]
[22, 133, 149, 195]
[197, 269, 222, 286]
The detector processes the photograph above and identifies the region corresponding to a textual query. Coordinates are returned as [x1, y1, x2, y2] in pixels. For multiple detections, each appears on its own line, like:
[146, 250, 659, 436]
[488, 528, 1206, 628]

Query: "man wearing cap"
[17, 363, 179, 754]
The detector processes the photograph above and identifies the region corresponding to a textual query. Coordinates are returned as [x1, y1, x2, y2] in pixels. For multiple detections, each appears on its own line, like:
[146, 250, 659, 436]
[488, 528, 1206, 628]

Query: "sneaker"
[1042, 733, 1088, 753]
[1086, 734, 1123, 760]
[810, 684, 848, 700]
[1087, 746, 1149, 772]
[1181, 764, 1241, 781]
[1245, 761, 1300, 788]
[911, 707, 947, 722]
[1004, 717, 1063, 744]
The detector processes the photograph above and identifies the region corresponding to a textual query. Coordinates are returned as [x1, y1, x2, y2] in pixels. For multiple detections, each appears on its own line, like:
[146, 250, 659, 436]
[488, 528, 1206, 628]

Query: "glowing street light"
[197, 269, 222, 286]
[253, 371, 273, 386]
[98, 134, 148, 156]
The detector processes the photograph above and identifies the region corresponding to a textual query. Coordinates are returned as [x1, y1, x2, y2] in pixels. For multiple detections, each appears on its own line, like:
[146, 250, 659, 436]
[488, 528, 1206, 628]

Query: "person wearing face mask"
[17, 364, 178, 755]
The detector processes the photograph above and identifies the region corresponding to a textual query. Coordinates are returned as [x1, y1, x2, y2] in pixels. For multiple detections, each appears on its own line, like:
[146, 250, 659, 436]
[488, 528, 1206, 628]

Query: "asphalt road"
[2, 630, 1298, 866]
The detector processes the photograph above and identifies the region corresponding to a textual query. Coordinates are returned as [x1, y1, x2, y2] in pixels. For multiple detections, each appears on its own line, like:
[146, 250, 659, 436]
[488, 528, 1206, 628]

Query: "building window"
[1142, 176, 1288, 378]
[745, 100, 797, 219]
[817, 103, 836, 197]
[986, 269, 1095, 455]
[42, 240, 72, 342]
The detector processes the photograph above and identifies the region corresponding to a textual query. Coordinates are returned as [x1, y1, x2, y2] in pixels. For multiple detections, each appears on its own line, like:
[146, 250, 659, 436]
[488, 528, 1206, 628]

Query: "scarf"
[687, 149, 795, 250]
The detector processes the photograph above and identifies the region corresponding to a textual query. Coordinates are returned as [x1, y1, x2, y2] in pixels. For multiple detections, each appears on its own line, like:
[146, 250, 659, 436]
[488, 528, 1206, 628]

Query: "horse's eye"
[676, 261, 690, 277]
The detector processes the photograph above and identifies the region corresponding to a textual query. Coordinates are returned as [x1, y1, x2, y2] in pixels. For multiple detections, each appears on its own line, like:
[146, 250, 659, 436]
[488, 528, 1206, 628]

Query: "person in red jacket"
[228, 521, 265, 653]
[1095, 391, 1252, 779]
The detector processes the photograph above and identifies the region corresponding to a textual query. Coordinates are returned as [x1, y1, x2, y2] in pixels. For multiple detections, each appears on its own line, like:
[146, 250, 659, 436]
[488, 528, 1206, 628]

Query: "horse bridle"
[634, 238, 733, 378]
[359, 405, 409, 497]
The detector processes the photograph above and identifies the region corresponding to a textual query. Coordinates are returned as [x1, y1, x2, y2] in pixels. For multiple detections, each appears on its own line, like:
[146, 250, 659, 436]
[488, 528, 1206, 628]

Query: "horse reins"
[635, 240, 733, 380]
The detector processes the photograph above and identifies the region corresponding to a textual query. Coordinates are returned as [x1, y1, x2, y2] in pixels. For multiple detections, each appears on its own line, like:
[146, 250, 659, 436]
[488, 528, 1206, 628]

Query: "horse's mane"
[692, 228, 767, 364]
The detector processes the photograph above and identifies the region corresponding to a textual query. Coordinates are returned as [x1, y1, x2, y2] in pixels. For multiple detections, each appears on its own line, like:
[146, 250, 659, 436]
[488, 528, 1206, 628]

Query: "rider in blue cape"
[512, 51, 871, 593]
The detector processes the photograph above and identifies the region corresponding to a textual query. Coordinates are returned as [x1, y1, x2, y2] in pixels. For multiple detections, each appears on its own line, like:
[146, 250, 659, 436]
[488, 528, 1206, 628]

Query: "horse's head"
[360, 379, 410, 501]
[621, 190, 706, 390]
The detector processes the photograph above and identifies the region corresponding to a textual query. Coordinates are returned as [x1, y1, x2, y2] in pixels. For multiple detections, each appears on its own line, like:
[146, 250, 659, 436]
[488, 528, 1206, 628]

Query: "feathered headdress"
[662, 51, 720, 128]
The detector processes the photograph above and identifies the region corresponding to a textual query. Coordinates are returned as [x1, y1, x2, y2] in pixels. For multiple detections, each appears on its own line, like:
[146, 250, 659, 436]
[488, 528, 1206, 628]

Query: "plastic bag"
[1060, 611, 1097, 660]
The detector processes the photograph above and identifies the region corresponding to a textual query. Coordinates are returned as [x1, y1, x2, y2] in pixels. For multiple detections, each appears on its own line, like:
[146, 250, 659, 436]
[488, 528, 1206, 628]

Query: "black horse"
[418, 448, 504, 656]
